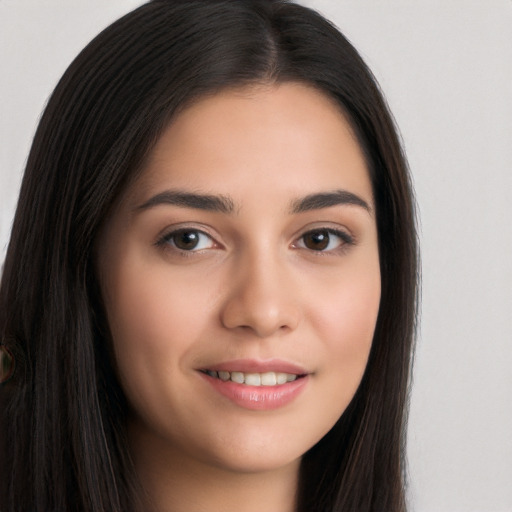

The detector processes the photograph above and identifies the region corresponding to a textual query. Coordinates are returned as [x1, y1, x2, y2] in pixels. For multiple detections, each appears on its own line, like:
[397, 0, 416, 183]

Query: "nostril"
[218, 269, 301, 336]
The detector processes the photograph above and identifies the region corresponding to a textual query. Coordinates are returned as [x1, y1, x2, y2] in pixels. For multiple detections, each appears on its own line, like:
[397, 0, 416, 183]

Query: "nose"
[219, 252, 300, 338]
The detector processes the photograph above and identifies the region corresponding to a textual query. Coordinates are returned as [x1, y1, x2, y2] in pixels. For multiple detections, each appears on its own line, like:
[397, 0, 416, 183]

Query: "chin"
[207, 447, 302, 476]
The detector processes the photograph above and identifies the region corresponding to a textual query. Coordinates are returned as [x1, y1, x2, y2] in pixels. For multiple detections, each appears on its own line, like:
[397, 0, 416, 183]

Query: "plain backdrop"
[1, 1, 511, 511]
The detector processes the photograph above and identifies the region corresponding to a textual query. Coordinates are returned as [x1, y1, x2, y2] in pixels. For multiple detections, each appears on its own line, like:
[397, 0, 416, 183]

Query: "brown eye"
[174, 231, 200, 250]
[162, 229, 215, 251]
[297, 229, 353, 252]
[303, 230, 330, 251]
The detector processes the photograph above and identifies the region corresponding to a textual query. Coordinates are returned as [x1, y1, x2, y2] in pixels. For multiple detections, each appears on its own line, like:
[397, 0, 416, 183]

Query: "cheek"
[308, 259, 381, 421]
[312, 249, 380, 341]
[101, 255, 213, 406]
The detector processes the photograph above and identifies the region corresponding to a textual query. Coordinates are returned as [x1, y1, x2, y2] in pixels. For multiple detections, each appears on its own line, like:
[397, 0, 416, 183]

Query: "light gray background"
[1, 1, 511, 511]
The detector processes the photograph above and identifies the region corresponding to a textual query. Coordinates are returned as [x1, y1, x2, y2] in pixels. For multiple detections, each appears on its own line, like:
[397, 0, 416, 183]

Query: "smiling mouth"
[200, 370, 305, 386]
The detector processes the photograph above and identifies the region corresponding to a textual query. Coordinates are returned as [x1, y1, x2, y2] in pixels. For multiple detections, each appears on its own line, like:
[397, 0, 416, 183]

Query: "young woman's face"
[97, 83, 381, 476]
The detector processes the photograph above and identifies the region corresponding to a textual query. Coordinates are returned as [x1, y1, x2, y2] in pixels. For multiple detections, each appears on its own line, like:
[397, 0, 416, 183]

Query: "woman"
[0, 1, 418, 511]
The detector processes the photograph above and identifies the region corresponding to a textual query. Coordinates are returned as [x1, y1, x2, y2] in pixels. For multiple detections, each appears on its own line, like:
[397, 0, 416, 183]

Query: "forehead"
[126, 82, 372, 209]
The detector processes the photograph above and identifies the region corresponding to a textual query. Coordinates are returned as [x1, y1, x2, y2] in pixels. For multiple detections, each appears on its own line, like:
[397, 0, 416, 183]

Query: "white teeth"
[276, 372, 288, 385]
[261, 372, 277, 386]
[204, 370, 300, 386]
[244, 373, 261, 386]
[230, 371, 245, 384]
[218, 371, 230, 381]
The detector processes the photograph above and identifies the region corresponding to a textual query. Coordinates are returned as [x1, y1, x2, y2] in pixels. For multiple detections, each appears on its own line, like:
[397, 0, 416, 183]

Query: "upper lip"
[199, 359, 309, 375]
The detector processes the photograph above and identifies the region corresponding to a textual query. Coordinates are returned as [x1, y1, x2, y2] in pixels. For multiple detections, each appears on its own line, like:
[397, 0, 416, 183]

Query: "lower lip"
[200, 373, 309, 411]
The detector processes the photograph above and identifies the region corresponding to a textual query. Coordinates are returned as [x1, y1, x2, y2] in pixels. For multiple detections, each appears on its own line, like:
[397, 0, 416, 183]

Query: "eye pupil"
[174, 230, 200, 250]
[304, 231, 330, 251]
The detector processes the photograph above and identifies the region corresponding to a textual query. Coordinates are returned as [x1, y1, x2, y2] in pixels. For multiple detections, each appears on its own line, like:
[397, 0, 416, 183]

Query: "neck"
[128, 421, 300, 512]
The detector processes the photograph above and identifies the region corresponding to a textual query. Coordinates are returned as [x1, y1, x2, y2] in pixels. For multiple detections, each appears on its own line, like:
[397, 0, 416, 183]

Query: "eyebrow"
[136, 190, 235, 214]
[135, 188, 371, 216]
[290, 190, 371, 214]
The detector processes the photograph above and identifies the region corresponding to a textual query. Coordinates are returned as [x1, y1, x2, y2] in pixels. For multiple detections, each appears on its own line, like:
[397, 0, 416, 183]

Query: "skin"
[97, 82, 381, 512]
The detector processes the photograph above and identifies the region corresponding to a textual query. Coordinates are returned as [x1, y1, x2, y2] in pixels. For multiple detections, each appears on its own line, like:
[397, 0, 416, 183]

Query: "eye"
[295, 228, 353, 252]
[158, 228, 216, 251]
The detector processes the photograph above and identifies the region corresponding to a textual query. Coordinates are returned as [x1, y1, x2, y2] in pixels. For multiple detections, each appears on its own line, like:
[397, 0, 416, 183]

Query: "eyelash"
[155, 227, 354, 255]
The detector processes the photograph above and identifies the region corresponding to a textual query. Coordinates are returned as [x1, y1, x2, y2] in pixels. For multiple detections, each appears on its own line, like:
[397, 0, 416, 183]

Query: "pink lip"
[200, 372, 309, 411]
[202, 358, 308, 375]
[197, 359, 310, 411]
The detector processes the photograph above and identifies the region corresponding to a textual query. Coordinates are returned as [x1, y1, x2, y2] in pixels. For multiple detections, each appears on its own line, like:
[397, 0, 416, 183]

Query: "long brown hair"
[0, 1, 418, 510]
